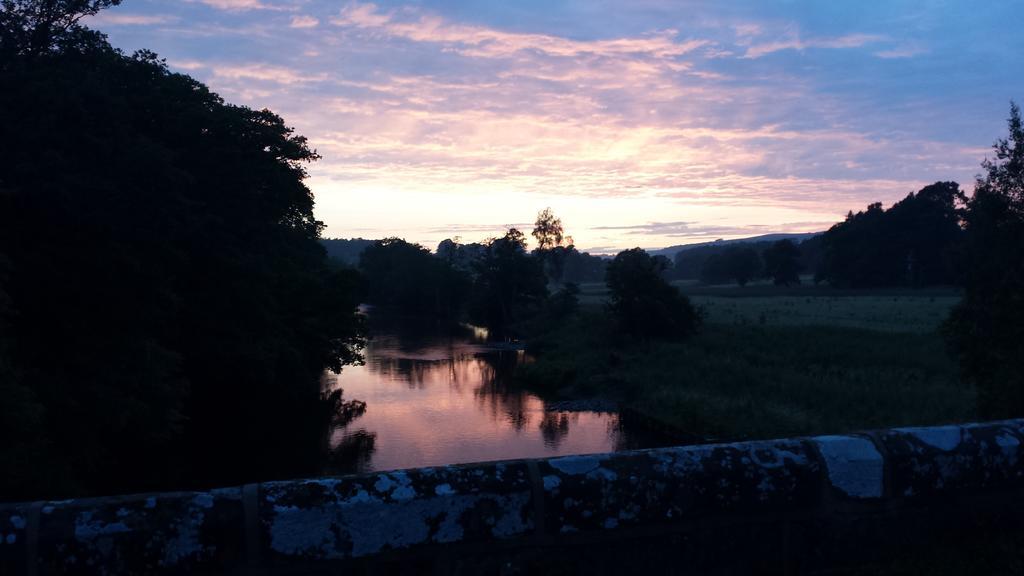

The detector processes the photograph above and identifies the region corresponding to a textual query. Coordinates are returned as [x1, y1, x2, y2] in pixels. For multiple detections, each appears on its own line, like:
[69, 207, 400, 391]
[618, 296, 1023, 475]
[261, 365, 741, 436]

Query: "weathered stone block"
[812, 435, 884, 499]
[0, 504, 30, 575]
[33, 488, 244, 575]
[258, 460, 534, 567]
[537, 439, 822, 535]
[879, 419, 1024, 499]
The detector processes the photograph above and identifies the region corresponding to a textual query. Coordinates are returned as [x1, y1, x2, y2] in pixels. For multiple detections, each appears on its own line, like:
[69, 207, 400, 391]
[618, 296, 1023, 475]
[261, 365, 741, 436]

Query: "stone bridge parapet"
[3, 419, 1024, 574]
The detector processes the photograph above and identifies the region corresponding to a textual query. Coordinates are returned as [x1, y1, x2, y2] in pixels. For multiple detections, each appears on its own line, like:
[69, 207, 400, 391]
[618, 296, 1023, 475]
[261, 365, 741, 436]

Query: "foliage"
[518, 308, 973, 441]
[531, 207, 565, 251]
[0, 0, 119, 59]
[0, 4, 365, 499]
[359, 238, 469, 319]
[817, 182, 964, 287]
[436, 238, 487, 273]
[762, 239, 802, 286]
[321, 237, 375, 267]
[468, 228, 548, 331]
[699, 245, 761, 286]
[531, 208, 575, 283]
[605, 248, 700, 340]
[672, 238, 822, 282]
[946, 103, 1024, 417]
[544, 282, 580, 320]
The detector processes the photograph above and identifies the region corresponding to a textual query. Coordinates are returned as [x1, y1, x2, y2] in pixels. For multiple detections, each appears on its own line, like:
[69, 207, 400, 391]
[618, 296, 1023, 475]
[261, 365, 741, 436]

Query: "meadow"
[520, 282, 973, 441]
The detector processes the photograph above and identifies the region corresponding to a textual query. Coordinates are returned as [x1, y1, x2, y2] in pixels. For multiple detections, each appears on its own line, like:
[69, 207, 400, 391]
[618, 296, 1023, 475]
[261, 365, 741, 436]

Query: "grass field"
[576, 281, 960, 333]
[520, 283, 972, 441]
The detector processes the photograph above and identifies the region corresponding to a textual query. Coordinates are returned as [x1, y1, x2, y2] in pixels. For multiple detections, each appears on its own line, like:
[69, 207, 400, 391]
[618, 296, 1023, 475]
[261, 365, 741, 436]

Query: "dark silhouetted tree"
[469, 228, 548, 331]
[946, 103, 1024, 417]
[0, 2, 366, 499]
[700, 245, 761, 286]
[816, 182, 964, 287]
[532, 208, 571, 283]
[531, 207, 565, 251]
[762, 239, 802, 286]
[359, 238, 469, 318]
[0, 0, 120, 59]
[606, 248, 700, 340]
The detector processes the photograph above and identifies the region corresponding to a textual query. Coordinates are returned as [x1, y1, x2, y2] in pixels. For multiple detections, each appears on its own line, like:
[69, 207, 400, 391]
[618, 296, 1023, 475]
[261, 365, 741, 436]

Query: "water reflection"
[323, 313, 668, 475]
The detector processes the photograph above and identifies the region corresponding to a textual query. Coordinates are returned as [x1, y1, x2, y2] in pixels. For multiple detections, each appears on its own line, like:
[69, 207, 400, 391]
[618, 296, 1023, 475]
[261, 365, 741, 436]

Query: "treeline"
[668, 180, 965, 288]
[352, 210, 606, 331]
[0, 1, 367, 500]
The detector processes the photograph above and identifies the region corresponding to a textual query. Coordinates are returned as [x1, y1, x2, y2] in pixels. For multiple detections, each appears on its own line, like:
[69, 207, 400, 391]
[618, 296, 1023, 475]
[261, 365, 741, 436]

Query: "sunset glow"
[88, 1, 1023, 251]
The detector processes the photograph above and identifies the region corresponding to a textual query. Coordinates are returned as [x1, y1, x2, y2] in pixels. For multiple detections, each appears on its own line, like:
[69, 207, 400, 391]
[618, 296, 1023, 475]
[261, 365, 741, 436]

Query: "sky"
[86, 1, 1024, 253]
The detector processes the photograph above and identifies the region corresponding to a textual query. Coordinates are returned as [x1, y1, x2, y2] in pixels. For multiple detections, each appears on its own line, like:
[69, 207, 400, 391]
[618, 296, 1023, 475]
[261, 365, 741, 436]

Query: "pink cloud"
[86, 13, 179, 26]
[743, 33, 884, 58]
[193, 0, 290, 12]
[331, 2, 706, 60]
[212, 63, 327, 84]
[290, 15, 319, 29]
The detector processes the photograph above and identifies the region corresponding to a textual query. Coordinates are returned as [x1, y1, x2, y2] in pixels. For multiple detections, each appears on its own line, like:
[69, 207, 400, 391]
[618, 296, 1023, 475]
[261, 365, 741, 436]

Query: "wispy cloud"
[743, 33, 884, 58]
[874, 43, 927, 59]
[330, 2, 707, 60]
[192, 0, 292, 12]
[85, 1, 1020, 249]
[290, 15, 319, 28]
[211, 64, 327, 84]
[86, 13, 179, 26]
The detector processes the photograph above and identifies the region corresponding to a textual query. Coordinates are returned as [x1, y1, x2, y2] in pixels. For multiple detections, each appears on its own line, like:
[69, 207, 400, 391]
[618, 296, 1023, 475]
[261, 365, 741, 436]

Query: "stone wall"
[3, 419, 1024, 575]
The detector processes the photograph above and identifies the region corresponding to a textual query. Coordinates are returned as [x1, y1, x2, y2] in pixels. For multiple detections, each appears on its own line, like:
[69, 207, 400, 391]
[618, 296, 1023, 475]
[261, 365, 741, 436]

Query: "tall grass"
[518, 308, 974, 441]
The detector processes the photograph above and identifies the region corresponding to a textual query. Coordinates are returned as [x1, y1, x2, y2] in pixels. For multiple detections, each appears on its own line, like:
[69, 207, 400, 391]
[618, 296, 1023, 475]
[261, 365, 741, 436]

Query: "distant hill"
[648, 232, 822, 259]
[320, 238, 376, 266]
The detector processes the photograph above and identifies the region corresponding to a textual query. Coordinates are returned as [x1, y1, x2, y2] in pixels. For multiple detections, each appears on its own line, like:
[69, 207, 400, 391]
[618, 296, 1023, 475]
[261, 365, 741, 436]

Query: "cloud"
[874, 44, 927, 59]
[330, 2, 707, 61]
[592, 220, 833, 238]
[168, 59, 207, 71]
[86, 13, 178, 26]
[133, 1, 1000, 250]
[211, 64, 327, 84]
[743, 33, 884, 58]
[193, 0, 290, 12]
[290, 15, 319, 29]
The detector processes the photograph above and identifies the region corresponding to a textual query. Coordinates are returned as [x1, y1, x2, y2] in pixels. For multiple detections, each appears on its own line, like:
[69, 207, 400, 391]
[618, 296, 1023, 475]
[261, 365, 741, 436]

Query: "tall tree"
[0, 1, 366, 499]
[0, 0, 120, 59]
[816, 182, 964, 287]
[946, 103, 1024, 417]
[469, 228, 548, 331]
[762, 239, 802, 286]
[532, 208, 571, 283]
[531, 207, 565, 251]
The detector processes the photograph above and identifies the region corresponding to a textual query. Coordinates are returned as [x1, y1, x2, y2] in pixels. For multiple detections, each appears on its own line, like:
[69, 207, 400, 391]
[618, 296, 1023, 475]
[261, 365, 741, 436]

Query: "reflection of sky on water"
[323, 316, 636, 474]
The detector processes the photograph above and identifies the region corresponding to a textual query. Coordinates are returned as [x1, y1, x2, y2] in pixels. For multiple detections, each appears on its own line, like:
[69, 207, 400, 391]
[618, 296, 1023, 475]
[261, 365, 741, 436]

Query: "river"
[321, 312, 672, 475]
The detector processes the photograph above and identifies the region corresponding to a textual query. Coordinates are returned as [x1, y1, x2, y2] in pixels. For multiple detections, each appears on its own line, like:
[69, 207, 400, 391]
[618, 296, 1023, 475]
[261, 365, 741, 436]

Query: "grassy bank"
[518, 293, 973, 441]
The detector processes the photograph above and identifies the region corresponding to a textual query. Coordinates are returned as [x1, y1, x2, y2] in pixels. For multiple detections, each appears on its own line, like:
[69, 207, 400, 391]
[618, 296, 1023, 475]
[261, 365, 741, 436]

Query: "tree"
[469, 228, 548, 331]
[762, 239, 802, 286]
[531, 207, 565, 251]
[0, 0, 120, 60]
[699, 245, 761, 286]
[945, 103, 1024, 417]
[358, 238, 468, 318]
[0, 2, 366, 499]
[816, 183, 964, 287]
[606, 248, 700, 340]
[532, 208, 571, 283]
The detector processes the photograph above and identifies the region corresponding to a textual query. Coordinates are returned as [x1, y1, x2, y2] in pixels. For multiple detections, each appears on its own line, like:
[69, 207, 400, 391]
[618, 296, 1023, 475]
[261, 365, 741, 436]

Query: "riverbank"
[516, 296, 975, 441]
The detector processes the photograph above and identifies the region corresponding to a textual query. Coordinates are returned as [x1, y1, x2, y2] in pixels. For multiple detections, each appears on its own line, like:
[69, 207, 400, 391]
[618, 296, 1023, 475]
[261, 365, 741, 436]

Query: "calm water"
[322, 312, 669, 474]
